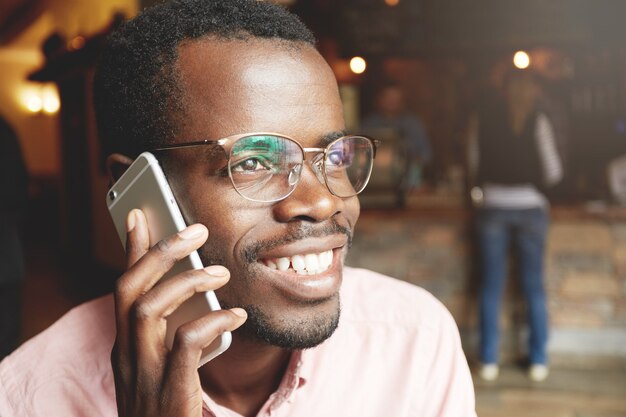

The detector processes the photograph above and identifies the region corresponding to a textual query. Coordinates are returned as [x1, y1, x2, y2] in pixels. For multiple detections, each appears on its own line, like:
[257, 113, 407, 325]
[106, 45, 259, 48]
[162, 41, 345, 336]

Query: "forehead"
[173, 37, 345, 143]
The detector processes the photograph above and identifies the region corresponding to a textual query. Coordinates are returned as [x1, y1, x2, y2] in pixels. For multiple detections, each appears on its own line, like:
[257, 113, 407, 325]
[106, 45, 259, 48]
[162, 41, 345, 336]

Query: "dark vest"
[476, 105, 543, 187]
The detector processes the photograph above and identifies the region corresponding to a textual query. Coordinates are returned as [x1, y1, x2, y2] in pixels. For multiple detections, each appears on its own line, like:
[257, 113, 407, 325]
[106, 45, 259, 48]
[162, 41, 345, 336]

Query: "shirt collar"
[201, 349, 309, 416]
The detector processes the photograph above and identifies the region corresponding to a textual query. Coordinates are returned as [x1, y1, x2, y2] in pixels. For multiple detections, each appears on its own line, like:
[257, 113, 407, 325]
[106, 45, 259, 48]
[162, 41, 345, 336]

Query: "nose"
[308, 153, 327, 186]
[272, 161, 344, 223]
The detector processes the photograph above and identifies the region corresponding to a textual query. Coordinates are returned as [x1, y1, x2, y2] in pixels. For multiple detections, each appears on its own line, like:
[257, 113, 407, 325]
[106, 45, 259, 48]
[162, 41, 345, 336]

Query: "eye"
[231, 157, 271, 173]
[327, 151, 342, 166]
[326, 149, 353, 168]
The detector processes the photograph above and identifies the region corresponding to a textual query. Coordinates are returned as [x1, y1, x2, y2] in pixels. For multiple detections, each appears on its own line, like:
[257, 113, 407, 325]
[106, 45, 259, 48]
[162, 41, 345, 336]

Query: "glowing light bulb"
[349, 56, 367, 74]
[70, 36, 85, 50]
[25, 95, 43, 113]
[20, 84, 60, 114]
[42, 86, 60, 114]
[42, 95, 60, 114]
[513, 50, 530, 69]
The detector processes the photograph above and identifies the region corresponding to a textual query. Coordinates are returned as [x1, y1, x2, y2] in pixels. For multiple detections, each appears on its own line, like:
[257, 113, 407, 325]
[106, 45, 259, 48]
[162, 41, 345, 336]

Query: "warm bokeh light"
[25, 94, 43, 113]
[42, 86, 61, 114]
[20, 84, 60, 115]
[513, 50, 531, 69]
[349, 56, 367, 74]
[385, 0, 400, 6]
[70, 36, 86, 50]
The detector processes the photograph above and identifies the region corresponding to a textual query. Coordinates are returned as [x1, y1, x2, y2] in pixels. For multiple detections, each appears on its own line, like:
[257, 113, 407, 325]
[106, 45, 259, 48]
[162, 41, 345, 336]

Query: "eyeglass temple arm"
[152, 138, 228, 152]
[371, 139, 380, 158]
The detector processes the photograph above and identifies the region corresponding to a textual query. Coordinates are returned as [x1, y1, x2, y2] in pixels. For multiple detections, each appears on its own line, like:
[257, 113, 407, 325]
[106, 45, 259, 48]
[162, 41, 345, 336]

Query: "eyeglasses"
[151, 132, 378, 203]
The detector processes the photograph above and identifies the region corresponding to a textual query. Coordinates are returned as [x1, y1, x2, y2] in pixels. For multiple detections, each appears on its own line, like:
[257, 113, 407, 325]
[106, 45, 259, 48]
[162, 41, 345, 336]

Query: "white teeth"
[262, 249, 334, 275]
[304, 254, 319, 273]
[320, 251, 332, 269]
[291, 255, 306, 272]
[276, 257, 290, 271]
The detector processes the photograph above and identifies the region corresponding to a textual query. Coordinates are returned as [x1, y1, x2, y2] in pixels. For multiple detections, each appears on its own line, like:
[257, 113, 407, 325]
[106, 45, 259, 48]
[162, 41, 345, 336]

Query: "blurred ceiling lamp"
[69, 35, 86, 50]
[349, 56, 367, 74]
[385, 0, 400, 6]
[42, 85, 61, 114]
[25, 93, 43, 113]
[21, 84, 60, 115]
[513, 50, 531, 69]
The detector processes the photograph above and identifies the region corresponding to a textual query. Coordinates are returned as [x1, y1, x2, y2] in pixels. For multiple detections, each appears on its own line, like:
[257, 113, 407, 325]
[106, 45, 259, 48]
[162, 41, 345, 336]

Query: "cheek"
[169, 173, 242, 244]
[187, 192, 240, 242]
[345, 196, 361, 227]
[179, 183, 269, 262]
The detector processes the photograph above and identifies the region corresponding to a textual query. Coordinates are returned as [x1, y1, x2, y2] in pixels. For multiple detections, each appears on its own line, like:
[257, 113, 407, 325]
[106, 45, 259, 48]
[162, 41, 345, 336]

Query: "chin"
[232, 294, 341, 349]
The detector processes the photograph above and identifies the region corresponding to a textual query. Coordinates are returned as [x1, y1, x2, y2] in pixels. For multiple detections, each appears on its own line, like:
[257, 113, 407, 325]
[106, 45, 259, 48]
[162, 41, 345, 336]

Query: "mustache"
[243, 219, 353, 263]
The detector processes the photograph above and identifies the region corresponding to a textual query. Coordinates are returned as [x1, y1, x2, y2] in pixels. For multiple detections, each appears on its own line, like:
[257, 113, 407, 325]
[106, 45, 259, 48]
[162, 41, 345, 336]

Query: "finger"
[131, 266, 230, 359]
[114, 216, 207, 367]
[135, 265, 230, 323]
[126, 209, 150, 269]
[113, 209, 151, 362]
[165, 308, 247, 381]
[115, 223, 209, 320]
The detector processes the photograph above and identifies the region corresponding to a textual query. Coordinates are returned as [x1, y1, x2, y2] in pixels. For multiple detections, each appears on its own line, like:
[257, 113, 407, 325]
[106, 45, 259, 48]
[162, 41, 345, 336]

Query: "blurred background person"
[0, 115, 29, 359]
[362, 83, 432, 192]
[467, 70, 564, 382]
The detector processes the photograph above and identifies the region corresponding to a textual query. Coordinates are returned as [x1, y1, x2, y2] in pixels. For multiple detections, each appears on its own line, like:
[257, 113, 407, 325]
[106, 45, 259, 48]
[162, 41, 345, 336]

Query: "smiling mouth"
[260, 249, 334, 276]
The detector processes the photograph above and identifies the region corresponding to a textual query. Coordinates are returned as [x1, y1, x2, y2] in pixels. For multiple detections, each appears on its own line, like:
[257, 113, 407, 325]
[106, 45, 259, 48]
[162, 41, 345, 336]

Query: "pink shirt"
[0, 267, 476, 416]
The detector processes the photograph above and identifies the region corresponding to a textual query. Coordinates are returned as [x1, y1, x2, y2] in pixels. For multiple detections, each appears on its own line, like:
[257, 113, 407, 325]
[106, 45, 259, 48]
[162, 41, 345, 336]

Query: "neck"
[199, 334, 292, 417]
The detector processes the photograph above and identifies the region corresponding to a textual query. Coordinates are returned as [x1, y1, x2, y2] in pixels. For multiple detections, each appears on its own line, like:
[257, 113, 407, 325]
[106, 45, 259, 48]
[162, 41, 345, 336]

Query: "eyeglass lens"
[227, 135, 373, 202]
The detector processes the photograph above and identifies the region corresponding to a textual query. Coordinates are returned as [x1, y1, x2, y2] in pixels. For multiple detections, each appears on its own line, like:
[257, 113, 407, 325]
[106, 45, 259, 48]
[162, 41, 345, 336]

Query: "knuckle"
[115, 275, 135, 296]
[181, 271, 204, 290]
[155, 237, 172, 254]
[174, 324, 202, 350]
[154, 236, 187, 265]
[216, 313, 237, 333]
[176, 272, 194, 286]
[131, 297, 155, 321]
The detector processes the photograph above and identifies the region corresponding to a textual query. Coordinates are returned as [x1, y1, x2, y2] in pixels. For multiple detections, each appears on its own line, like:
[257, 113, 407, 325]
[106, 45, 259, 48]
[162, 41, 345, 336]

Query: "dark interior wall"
[140, 0, 165, 10]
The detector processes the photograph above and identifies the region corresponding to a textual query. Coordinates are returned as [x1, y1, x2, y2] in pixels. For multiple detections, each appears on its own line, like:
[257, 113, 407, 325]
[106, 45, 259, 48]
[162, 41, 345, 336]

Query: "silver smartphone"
[106, 152, 231, 367]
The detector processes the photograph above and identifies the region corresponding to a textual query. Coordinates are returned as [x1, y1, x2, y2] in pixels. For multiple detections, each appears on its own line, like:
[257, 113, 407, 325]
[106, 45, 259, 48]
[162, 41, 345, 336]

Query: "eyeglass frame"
[150, 132, 379, 203]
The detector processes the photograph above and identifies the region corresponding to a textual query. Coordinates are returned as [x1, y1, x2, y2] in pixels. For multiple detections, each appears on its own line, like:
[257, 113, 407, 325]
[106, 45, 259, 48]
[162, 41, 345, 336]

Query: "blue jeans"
[476, 207, 549, 365]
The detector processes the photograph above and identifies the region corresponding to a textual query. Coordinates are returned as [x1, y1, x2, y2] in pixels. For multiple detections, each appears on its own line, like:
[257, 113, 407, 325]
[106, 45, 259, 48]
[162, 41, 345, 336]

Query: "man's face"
[163, 38, 360, 349]
[377, 86, 405, 117]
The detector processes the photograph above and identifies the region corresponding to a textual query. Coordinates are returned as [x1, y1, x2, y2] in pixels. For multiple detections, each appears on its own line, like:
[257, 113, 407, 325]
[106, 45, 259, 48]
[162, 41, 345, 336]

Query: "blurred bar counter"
[346, 201, 626, 368]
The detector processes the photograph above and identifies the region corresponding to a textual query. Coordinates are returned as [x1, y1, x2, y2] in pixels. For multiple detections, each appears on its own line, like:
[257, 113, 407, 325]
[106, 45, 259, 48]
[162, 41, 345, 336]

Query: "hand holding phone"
[111, 208, 247, 417]
[107, 152, 233, 365]
[106, 152, 247, 416]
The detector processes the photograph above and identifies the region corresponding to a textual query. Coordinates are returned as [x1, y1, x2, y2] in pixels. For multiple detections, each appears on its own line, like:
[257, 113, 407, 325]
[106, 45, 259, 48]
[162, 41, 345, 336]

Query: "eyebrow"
[318, 130, 347, 147]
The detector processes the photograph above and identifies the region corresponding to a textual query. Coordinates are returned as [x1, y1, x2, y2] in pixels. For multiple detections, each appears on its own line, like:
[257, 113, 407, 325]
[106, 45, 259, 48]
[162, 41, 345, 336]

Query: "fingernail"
[178, 224, 205, 239]
[230, 308, 247, 319]
[126, 210, 136, 232]
[204, 265, 229, 277]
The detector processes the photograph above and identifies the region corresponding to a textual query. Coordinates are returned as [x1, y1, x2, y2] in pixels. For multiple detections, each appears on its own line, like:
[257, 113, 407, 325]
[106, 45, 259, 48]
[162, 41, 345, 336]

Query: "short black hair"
[93, 0, 315, 159]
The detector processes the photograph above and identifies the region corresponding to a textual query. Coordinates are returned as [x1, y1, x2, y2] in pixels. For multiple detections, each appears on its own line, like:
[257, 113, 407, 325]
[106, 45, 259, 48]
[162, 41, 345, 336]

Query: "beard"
[198, 219, 351, 350]
[221, 296, 341, 349]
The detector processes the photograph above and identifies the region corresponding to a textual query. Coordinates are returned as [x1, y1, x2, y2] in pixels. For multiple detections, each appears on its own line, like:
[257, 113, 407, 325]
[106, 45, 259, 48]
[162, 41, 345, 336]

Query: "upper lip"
[256, 234, 348, 260]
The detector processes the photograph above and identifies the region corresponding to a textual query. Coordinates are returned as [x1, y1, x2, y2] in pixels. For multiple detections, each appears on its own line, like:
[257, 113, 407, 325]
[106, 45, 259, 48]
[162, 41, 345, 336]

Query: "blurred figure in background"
[467, 70, 564, 382]
[362, 83, 432, 191]
[0, 115, 29, 359]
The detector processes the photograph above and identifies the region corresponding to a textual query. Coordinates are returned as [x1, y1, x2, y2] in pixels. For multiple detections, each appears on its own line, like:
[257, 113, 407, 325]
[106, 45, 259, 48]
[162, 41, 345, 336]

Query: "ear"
[106, 153, 134, 185]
